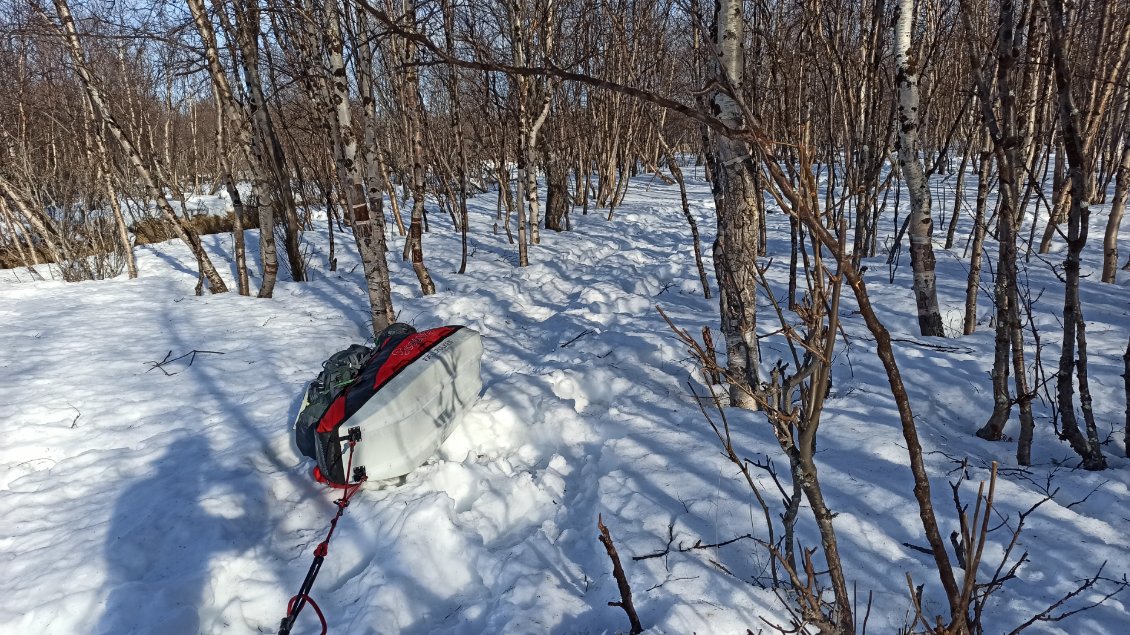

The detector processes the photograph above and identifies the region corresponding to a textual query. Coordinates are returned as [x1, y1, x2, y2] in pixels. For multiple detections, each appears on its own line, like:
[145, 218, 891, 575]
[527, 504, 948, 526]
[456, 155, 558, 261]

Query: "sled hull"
[335, 327, 483, 481]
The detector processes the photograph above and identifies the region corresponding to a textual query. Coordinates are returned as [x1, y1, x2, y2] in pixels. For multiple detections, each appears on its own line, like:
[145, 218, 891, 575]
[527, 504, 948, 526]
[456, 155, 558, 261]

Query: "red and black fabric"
[312, 324, 465, 484]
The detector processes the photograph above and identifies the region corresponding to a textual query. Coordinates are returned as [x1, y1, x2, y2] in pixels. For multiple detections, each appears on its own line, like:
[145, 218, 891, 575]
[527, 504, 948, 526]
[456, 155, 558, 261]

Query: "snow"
[1, 169, 1128, 634]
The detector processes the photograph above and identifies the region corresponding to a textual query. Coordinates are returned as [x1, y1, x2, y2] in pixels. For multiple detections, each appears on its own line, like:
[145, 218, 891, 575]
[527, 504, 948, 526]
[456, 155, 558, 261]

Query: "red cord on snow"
[285, 594, 326, 635]
[278, 441, 367, 635]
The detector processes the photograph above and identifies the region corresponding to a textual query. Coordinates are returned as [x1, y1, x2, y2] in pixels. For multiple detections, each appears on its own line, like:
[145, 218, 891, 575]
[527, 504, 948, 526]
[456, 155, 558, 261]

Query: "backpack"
[294, 344, 374, 460]
[294, 323, 419, 461]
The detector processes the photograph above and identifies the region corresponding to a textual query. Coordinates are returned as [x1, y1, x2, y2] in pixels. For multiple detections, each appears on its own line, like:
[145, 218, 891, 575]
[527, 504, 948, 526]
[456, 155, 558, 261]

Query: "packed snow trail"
[1, 173, 1128, 634]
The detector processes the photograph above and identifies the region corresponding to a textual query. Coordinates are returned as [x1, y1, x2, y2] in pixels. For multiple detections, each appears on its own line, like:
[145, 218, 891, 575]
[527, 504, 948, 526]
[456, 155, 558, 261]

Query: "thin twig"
[144, 349, 224, 375]
[559, 328, 594, 348]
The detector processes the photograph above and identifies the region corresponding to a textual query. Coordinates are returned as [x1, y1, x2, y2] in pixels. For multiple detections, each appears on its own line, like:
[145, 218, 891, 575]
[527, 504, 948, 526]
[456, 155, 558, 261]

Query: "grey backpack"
[294, 344, 373, 459]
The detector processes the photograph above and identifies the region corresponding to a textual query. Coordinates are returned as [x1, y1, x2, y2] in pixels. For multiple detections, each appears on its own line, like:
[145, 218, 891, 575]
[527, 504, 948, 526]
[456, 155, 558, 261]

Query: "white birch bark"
[528, 0, 553, 243]
[525, 93, 551, 245]
[710, 0, 761, 410]
[348, 7, 387, 239]
[325, 0, 395, 334]
[228, 0, 302, 290]
[398, 0, 436, 295]
[94, 123, 137, 279]
[213, 92, 250, 296]
[0, 198, 38, 270]
[442, 0, 471, 273]
[507, 0, 530, 266]
[894, 0, 945, 337]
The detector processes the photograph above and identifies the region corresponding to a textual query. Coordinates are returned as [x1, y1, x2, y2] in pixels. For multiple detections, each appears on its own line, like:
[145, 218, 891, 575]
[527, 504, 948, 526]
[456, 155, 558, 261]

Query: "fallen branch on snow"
[597, 514, 643, 635]
[145, 349, 224, 376]
[632, 520, 755, 561]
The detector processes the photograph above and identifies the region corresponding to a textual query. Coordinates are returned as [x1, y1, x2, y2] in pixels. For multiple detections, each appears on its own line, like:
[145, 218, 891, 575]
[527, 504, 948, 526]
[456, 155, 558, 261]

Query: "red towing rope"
[278, 441, 367, 635]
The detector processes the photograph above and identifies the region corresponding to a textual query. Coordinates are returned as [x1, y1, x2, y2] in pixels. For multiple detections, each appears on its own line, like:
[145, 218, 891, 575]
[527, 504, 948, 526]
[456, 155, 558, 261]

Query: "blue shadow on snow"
[95, 436, 265, 635]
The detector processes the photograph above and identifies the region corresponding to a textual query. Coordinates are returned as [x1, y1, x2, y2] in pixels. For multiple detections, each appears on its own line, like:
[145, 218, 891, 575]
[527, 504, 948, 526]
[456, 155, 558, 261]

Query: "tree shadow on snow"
[137, 244, 198, 279]
[95, 436, 266, 635]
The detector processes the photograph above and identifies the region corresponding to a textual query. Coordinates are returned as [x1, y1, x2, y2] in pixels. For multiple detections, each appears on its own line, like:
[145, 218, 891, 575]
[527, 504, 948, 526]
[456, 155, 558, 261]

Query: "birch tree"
[228, 0, 306, 291]
[441, 0, 470, 273]
[397, 1, 436, 295]
[323, 0, 396, 335]
[50, 0, 228, 294]
[505, 0, 554, 265]
[709, 0, 762, 409]
[1047, 0, 1107, 470]
[82, 92, 136, 279]
[187, 0, 274, 296]
[1101, 138, 1129, 283]
[962, 0, 1035, 463]
[0, 174, 68, 268]
[893, 0, 945, 337]
[1038, 0, 1130, 253]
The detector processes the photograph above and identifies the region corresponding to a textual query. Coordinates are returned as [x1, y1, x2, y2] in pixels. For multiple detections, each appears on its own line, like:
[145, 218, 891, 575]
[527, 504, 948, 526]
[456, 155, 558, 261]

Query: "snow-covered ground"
[1, 171, 1127, 634]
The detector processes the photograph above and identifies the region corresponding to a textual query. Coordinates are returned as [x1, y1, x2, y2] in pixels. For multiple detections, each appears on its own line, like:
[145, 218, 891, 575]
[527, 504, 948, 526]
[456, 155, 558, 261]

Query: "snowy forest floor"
[1, 170, 1128, 634]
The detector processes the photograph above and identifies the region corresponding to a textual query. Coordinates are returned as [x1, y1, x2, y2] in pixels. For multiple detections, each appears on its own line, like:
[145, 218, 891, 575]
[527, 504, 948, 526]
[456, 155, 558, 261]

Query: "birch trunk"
[663, 142, 710, 298]
[507, 0, 530, 266]
[963, 141, 992, 335]
[347, 6, 389, 249]
[525, 94, 551, 243]
[442, 0, 471, 273]
[544, 150, 570, 232]
[710, 0, 762, 411]
[963, 0, 1034, 456]
[943, 134, 973, 250]
[191, 0, 281, 296]
[96, 134, 137, 279]
[1039, 0, 1130, 252]
[87, 101, 137, 279]
[214, 96, 250, 296]
[0, 175, 67, 266]
[229, 0, 304, 288]
[1124, 338, 1129, 458]
[0, 199, 33, 268]
[378, 150, 406, 237]
[399, 8, 436, 295]
[1101, 141, 1129, 283]
[325, 0, 395, 335]
[894, 0, 945, 337]
[1047, 0, 1107, 470]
